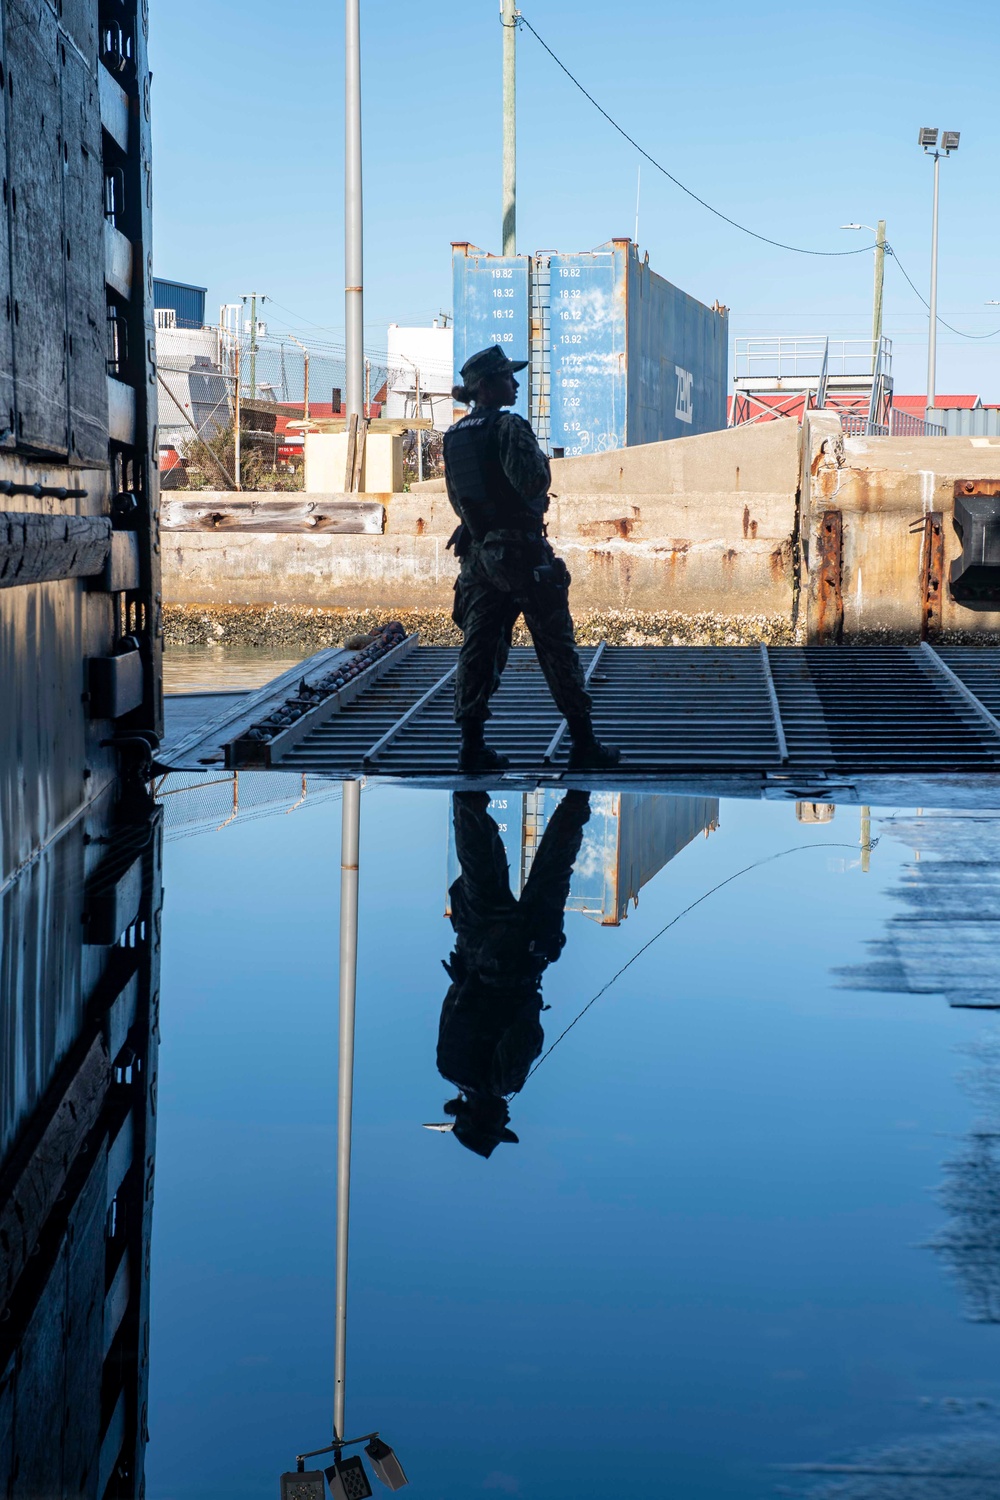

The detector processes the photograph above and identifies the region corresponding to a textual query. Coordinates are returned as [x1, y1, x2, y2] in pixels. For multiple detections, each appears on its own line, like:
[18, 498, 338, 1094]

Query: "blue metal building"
[153, 277, 207, 330]
[452, 239, 728, 454]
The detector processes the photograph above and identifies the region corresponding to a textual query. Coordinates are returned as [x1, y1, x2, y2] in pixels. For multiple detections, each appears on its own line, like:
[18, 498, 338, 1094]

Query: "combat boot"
[566, 717, 621, 770]
[458, 718, 510, 773]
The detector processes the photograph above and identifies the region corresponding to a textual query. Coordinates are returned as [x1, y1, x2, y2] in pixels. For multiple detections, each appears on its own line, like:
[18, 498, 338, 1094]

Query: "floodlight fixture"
[281, 1474, 326, 1500]
[841, 223, 863, 230]
[919, 126, 938, 148]
[941, 130, 960, 152]
[325, 1455, 373, 1500]
[365, 1438, 409, 1491]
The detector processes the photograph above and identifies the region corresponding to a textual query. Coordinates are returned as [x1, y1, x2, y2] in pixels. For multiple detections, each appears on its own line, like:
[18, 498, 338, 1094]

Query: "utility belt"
[480, 527, 544, 545]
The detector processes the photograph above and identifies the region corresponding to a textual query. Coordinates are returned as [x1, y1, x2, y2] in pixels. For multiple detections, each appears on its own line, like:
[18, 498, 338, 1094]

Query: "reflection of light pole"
[335, 778, 361, 1444]
[919, 127, 961, 423]
[278, 779, 409, 1498]
[841, 221, 886, 372]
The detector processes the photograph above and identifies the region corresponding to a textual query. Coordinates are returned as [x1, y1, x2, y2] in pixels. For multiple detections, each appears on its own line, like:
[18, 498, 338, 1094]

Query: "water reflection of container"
[446, 792, 719, 926]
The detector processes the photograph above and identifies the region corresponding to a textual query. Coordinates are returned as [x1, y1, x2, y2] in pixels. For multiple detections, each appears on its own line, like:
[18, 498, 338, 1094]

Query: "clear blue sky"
[151, 0, 1000, 397]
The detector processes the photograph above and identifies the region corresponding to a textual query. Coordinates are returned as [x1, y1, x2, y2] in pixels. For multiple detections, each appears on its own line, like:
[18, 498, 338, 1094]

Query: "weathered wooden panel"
[0, 1355, 14, 1499]
[0, 1034, 108, 1308]
[63, 1152, 107, 1500]
[62, 46, 109, 465]
[0, 6, 14, 447]
[160, 495, 386, 533]
[97, 62, 128, 151]
[12, 1240, 67, 1499]
[58, 0, 99, 63]
[7, 0, 68, 455]
[0, 511, 110, 587]
[104, 218, 133, 300]
[107, 374, 136, 442]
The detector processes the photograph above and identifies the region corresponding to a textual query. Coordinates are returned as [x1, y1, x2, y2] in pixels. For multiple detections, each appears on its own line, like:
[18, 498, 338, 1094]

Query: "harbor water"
[142, 703, 1000, 1496]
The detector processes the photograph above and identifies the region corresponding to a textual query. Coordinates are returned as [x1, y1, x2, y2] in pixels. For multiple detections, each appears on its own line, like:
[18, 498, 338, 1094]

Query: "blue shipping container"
[445, 791, 719, 926]
[452, 239, 727, 454]
[451, 244, 530, 420]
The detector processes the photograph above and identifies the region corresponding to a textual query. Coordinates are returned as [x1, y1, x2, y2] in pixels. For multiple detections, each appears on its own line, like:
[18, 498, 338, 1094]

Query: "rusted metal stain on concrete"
[919, 512, 944, 640]
[742, 505, 758, 540]
[955, 480, 1000, 500]
[815, 510, 844, 644]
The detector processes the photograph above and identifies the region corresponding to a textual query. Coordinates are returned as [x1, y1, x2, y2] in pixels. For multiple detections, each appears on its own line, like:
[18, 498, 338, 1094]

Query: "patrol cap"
[459, 344, 528, 388]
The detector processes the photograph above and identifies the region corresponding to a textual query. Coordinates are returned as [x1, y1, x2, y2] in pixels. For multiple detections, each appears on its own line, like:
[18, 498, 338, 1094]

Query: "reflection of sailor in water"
[436, 789, 591, 1157]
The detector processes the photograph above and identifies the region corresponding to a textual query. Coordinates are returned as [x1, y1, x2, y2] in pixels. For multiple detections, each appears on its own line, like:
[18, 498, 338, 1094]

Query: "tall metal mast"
[345, 0, 364, 417]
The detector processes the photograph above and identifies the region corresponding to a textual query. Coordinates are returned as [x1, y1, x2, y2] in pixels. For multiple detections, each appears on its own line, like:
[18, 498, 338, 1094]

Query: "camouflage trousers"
[452, 538, 592, 724]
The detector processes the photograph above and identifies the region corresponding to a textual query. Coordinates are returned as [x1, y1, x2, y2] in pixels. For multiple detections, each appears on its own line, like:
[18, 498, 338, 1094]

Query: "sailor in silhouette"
[431, 788, 591, 1157]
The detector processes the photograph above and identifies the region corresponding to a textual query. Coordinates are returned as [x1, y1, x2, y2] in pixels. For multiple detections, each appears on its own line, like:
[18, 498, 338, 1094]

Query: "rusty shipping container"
[452, 238, 728, 455]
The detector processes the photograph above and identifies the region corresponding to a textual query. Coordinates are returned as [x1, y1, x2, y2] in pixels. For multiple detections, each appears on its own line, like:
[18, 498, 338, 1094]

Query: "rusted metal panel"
[918, 511, 944, 639]
[0, 512, 110, 587]
[814, 509, 844, 644]
[7, 0, 68, 455]
[63, 46, 109, 466]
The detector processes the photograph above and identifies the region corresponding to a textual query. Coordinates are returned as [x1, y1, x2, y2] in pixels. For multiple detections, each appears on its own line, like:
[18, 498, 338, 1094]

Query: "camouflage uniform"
[444, 408, 592, 725]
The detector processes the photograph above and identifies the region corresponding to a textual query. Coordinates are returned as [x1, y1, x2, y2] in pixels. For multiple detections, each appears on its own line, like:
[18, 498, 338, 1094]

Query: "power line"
[517, 13, 877, 260]
[887, 246, 1000, 340]
[524, 837, 879, 1084]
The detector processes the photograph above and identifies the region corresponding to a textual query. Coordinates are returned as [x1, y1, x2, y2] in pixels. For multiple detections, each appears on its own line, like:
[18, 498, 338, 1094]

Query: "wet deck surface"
[162, 644, 1000, 804]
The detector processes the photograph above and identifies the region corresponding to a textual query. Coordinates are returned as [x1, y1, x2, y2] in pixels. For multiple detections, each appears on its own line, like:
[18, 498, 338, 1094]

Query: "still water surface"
[147, 761, 1000, 1498]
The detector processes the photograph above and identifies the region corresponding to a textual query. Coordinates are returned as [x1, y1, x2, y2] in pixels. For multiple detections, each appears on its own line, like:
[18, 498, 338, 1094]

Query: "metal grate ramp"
[259, 643, 1000, 778]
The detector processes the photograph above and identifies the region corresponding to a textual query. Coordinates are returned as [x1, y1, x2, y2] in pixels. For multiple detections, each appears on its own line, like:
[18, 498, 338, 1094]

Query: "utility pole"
[501, 0, 516, 256]
[345, 0, 364, 417]
[871, 219, 886, 373]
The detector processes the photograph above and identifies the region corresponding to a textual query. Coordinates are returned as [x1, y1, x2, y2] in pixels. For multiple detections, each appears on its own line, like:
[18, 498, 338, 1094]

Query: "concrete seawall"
[161, 415, 1000, 642]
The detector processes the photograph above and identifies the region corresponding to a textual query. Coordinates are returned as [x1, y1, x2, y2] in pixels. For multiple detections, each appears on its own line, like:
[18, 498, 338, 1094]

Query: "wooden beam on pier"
[159, 495, 386, 533]
[0, 513, 111, 588]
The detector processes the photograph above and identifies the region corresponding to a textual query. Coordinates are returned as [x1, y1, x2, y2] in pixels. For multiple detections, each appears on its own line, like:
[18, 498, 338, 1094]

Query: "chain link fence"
[156, 321, 447, 490]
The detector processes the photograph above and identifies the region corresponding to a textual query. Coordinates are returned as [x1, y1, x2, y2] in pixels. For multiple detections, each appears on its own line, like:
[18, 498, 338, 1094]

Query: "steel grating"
[249, 644, 1000, 778]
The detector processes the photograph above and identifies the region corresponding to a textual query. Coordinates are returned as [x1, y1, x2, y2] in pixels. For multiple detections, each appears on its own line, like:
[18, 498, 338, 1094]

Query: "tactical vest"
[443, 407, 546, 542]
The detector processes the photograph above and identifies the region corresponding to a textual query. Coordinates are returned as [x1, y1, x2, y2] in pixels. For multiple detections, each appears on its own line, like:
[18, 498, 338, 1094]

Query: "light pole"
[841, 221, 886, 372]
[345, 0, 364, 418]
[919, 127, 960, 424]
[288, 335, 310, 422]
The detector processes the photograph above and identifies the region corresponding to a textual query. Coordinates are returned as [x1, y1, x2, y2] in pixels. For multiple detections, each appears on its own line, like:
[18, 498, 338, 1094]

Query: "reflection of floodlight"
[325, 1455, 373, 1500]
[941, 130, 961, 152]
[919, 126, 938, 147]
[281, 1473, 326, 1500]
[365, 1438, 409, 1491]
[422, 1122, 454, 1133]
